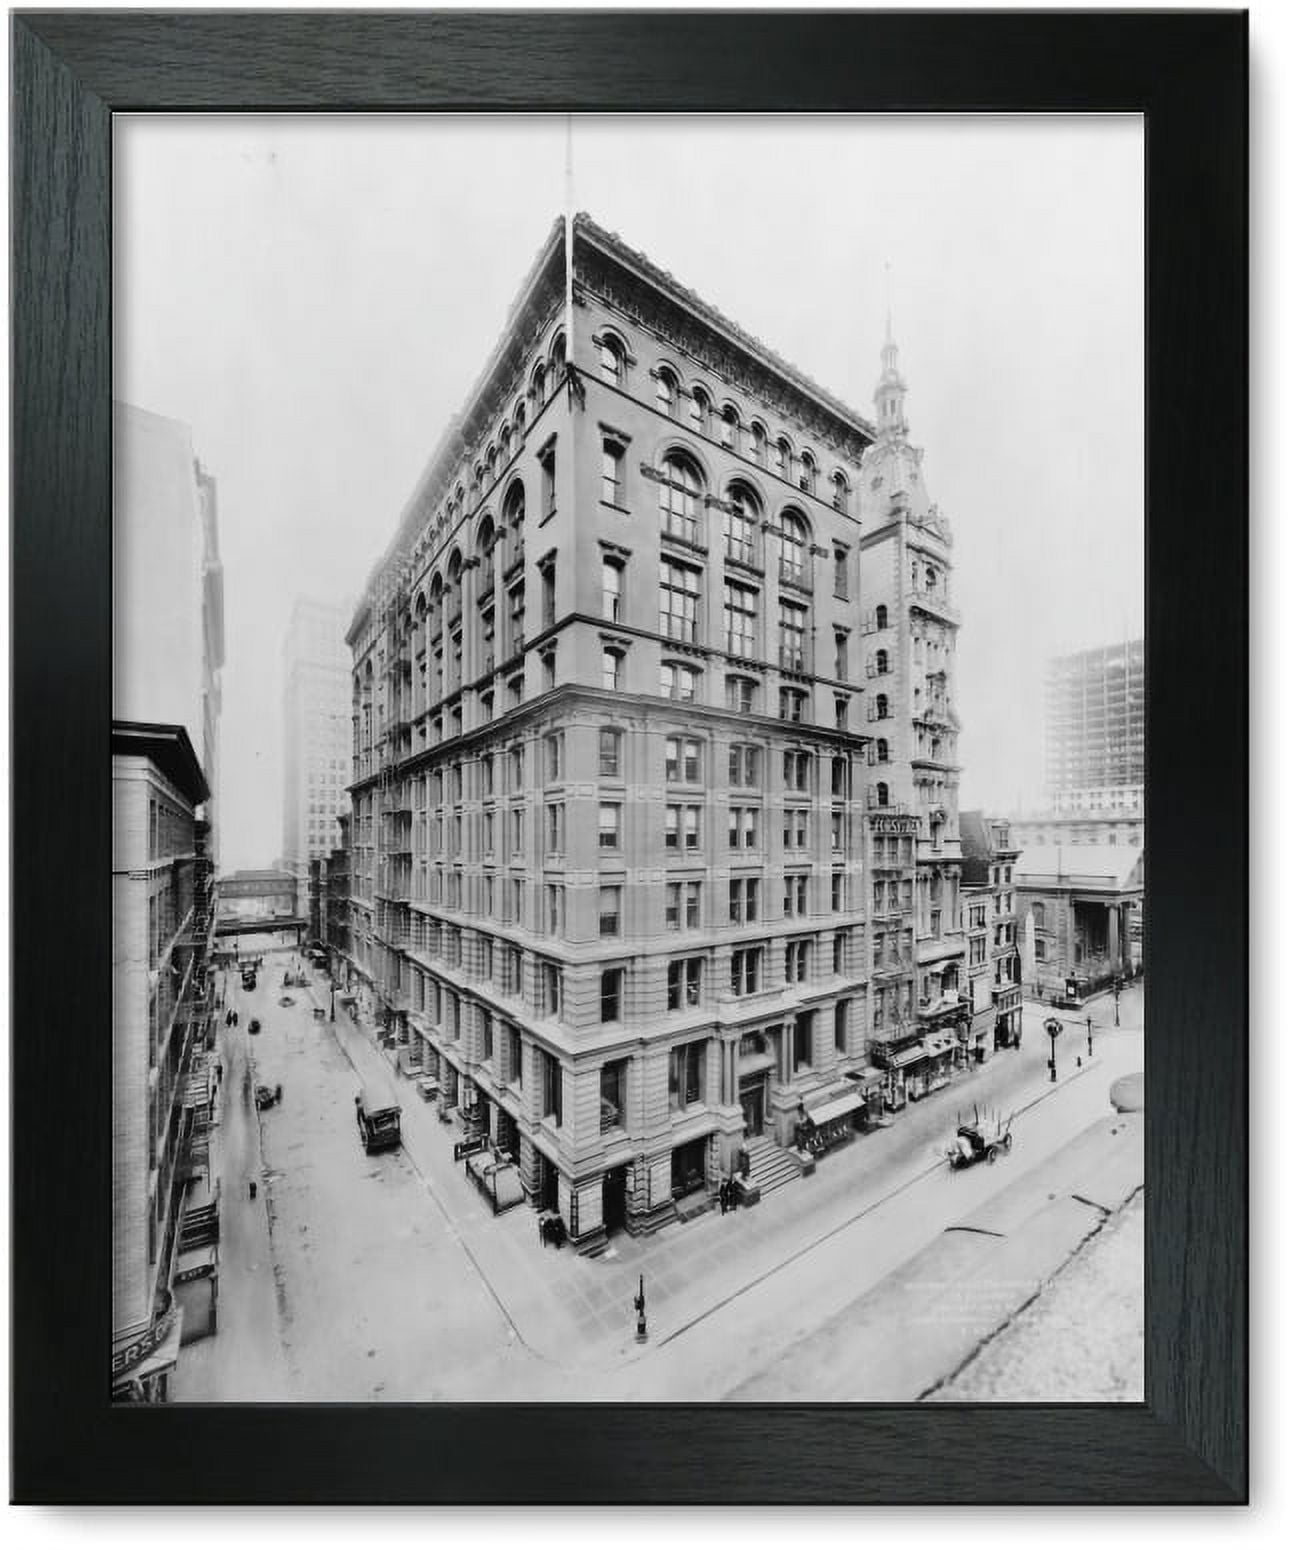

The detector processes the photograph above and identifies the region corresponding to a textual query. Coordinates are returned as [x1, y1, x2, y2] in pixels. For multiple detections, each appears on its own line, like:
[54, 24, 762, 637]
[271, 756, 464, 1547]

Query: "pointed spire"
[874, 266, 908, 439]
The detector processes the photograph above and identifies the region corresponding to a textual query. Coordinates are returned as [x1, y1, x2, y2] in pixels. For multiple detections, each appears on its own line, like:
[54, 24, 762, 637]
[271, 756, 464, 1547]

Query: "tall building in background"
[345, 214, 968, 1254]
[282, 598, 352, 920]
[114, 402, 225, 861]
[112, 404, 224, 1398]
[1044, 638, 1144, 813]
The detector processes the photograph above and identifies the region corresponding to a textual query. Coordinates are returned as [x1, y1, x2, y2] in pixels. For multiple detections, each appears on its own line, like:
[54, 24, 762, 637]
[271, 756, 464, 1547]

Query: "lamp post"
[633, 1274, 648, 1344]
[1112, 976, 1122, 1027]
[1086, 1016, 1093, 1058]
[1043, 1016, 1062, 1083]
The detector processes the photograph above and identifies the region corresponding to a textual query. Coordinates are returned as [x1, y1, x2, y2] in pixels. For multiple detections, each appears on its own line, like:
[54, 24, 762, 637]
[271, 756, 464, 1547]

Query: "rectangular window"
[831, 870, 845, 911]
[600, 968, 623, 1024]
[730, 946, 762, 996]
[507, 1025, 524, 1087]
[783, 806, 809, 849]
[544, 802, 565, 854]
[602, 557, 623, 622]
[793, 1011, 814, 1069]
[511, 808, 525, 854]
[542, 1049, 563, 1125]
[659, 559, 701, 643]
[834, 547, 849, 598]
[667, 880, 702, 929]
[601, 441, 623, 505]
[665, 736, 702, 783]
[540, 561, 556, 629]
[728, 743, 760, 788]
[603, 648, 623, 691]
[834, 631, 849, 679]
[599, 885, 621, 938]
[540, 444, 556, 519]
[669, 1040, 705, 1108]
[783, 873, 808, 917]
[783, 750, 811, 791]
[543, 731, 564, 783]
[785, 938, 810, 983]
[779, 687, 806, 723]
[661, 662, 698, 702]
[728, 877, 758, 924]
[728, 807, 758, 849]
[723, 579, 759, 657]
[667, 957, 703, 1011]
[599, 803, 621, 849]
[544, 883, 564, 937]
[833, 932, 847, 974]
[727, 677, 755, 715]
[540, 960, 562, 1018]
[600, 1058, 627, 1129]
[599, 727, 622, 777]
[779, 600, 809, 671]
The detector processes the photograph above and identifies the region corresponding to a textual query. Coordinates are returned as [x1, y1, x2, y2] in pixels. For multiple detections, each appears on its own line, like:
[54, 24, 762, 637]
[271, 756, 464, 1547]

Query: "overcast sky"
[115, 114, 1143, 871]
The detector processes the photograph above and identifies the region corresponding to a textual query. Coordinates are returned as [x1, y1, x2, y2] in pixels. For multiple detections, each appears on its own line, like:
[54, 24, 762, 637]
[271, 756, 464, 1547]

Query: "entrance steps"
[743, 1135, 804, 1200]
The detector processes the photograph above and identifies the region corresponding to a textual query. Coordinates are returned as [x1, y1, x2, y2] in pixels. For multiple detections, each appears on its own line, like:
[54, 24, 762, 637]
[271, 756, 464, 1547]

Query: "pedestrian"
[216, 1062, 223, 1083]
[248, 1180, 257, 1201]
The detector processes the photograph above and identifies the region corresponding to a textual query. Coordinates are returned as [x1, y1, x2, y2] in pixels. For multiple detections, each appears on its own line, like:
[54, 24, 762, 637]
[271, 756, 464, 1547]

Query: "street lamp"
[1112, 976, 1123, 1027]
[1044, 1016, 1063, 1083]
[1086, 1016, 1093, 1058]
[633, 1274, 648, 1344]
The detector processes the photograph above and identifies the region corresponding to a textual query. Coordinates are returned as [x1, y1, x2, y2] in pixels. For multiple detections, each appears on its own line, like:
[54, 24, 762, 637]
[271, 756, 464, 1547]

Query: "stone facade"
[344, 215, 967, 1251]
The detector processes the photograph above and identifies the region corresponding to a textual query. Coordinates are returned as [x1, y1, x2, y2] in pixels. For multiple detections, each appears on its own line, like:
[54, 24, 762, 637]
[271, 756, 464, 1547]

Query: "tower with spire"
[874, 314, 909, 440]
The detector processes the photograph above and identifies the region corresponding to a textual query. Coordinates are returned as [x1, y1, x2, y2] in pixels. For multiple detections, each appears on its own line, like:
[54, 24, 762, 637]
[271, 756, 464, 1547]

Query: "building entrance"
[739, 1074, 766, 1137]
[602, 1164, 629, 1236]
[538, 1152, 559, 1214]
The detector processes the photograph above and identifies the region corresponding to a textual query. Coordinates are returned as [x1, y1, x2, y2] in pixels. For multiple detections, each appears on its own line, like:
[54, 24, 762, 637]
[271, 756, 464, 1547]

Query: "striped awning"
[804, 1090, 864, 1127]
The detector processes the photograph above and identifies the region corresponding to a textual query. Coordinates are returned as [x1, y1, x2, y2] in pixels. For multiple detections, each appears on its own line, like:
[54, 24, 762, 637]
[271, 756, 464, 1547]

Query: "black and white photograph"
[110, 112, 1146, 1407]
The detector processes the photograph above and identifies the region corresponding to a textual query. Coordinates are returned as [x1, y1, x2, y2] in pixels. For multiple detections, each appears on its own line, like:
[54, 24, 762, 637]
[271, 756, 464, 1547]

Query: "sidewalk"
[323, 976, 1142, 1376]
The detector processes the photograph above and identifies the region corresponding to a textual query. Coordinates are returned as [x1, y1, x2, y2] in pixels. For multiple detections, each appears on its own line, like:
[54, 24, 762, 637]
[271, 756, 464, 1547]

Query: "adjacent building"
[344, 213, 967, 1252]
[324, 814, 353, 982]
[1016, 844, 1143, 997]
[282, 598, 352, 914]
[959, 812, 1023, 1055]
[111, 723, 215, 1400]
[1040, 637, 1144, 826]
[113, 402, 225, 863]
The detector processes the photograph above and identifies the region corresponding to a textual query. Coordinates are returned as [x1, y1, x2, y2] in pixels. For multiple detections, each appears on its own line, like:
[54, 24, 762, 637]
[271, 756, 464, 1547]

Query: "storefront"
[919, 1030, 959, 1094]
[877, 1042, 926, 1109]
[796, 1085, 864, 1154]
[671, 1135, 709, 1199]
[111, 1295, 184, 1403]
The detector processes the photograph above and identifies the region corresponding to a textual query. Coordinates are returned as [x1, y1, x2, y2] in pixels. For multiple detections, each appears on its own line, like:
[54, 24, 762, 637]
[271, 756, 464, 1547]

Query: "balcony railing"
[906, 587, 962, 624]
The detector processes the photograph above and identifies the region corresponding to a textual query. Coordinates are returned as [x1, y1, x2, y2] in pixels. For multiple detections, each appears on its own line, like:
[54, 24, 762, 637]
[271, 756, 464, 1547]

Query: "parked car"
[248, 1018, 261, 1035]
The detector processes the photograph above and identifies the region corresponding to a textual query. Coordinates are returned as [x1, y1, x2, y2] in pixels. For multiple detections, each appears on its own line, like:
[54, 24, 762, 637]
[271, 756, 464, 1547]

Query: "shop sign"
[869, 814, 920, 835]
[110, 1305, 177, 1378]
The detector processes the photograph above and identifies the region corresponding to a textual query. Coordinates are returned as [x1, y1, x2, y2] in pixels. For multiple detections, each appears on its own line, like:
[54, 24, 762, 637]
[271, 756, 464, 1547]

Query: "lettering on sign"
[868, 814, 920, 835]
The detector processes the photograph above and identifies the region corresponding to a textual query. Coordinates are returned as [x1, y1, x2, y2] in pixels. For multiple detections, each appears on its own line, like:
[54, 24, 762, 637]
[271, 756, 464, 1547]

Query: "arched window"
[775, 437, 792, 478]
[749, 421, 767, 465]
[875, 694, 889, 720]
[690, 387, 712, 436]
[832, 471, 849, 513]
[531, 361, 547, 406]
[659, 452, 703, 544]
[876, 738, 889, 763]
[876, 782, 890, 808]
[550, 332, 566, 374]
[598, 334, 624, 385]
[720, 405, 739, 449]
[777, 508, 809, 585]
[499, 425, 512, 462]
[724, 482, 760, 565]
[799, 451, 816, 495]
[485, 446, 497, 483]
[656, 366, 680, 418]
[925, 564, 938, 593]
[513, 400, 526, 434]
[876, 648, 889, 675]
[875, 604, 888, 630]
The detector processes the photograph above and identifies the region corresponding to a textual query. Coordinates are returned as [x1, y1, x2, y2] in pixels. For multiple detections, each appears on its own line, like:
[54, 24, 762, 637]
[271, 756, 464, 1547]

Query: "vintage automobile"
[254, 1083, 282, 1111]
[247, 1018, 261, 1035]
[946, 1107, 1013, 1169]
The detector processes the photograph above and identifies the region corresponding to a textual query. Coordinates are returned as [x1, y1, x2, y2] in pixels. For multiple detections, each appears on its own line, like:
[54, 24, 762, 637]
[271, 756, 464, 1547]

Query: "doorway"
[739, 1074, 766, 1137]
[602, 1164, 629, 1236]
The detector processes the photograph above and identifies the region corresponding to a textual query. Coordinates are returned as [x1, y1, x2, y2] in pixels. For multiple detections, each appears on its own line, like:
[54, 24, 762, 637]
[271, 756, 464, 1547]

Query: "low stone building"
[1015, 844, 1143, 998]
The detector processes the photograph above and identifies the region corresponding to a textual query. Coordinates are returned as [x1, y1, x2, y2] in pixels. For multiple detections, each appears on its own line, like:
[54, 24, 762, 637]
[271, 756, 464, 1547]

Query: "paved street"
[175, 949, 1143, 1401]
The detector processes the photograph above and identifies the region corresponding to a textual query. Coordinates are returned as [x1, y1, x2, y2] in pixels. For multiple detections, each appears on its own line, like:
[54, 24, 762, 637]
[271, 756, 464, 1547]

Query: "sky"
[114, 114, 1143, 871]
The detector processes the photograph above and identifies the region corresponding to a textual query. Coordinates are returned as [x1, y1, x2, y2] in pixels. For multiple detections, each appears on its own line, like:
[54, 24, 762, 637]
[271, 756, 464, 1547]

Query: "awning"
[923, 1032, 958, 1058]
[804, 1091, 864, 1126]
[888, 1044, 928, 1070]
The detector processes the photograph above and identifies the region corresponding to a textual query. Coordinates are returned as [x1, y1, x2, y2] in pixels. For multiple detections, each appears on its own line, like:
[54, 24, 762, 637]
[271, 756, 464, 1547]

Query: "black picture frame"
[10, 8, 1247, 1504]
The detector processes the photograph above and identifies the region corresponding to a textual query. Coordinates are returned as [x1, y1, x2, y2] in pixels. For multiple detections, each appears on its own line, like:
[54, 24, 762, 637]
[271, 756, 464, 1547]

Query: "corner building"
[347, 215, 965, 1253]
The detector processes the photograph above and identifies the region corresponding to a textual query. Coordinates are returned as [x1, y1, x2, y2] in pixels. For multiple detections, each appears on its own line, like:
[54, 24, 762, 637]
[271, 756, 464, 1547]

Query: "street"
[175, 951, 1143, 1402]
